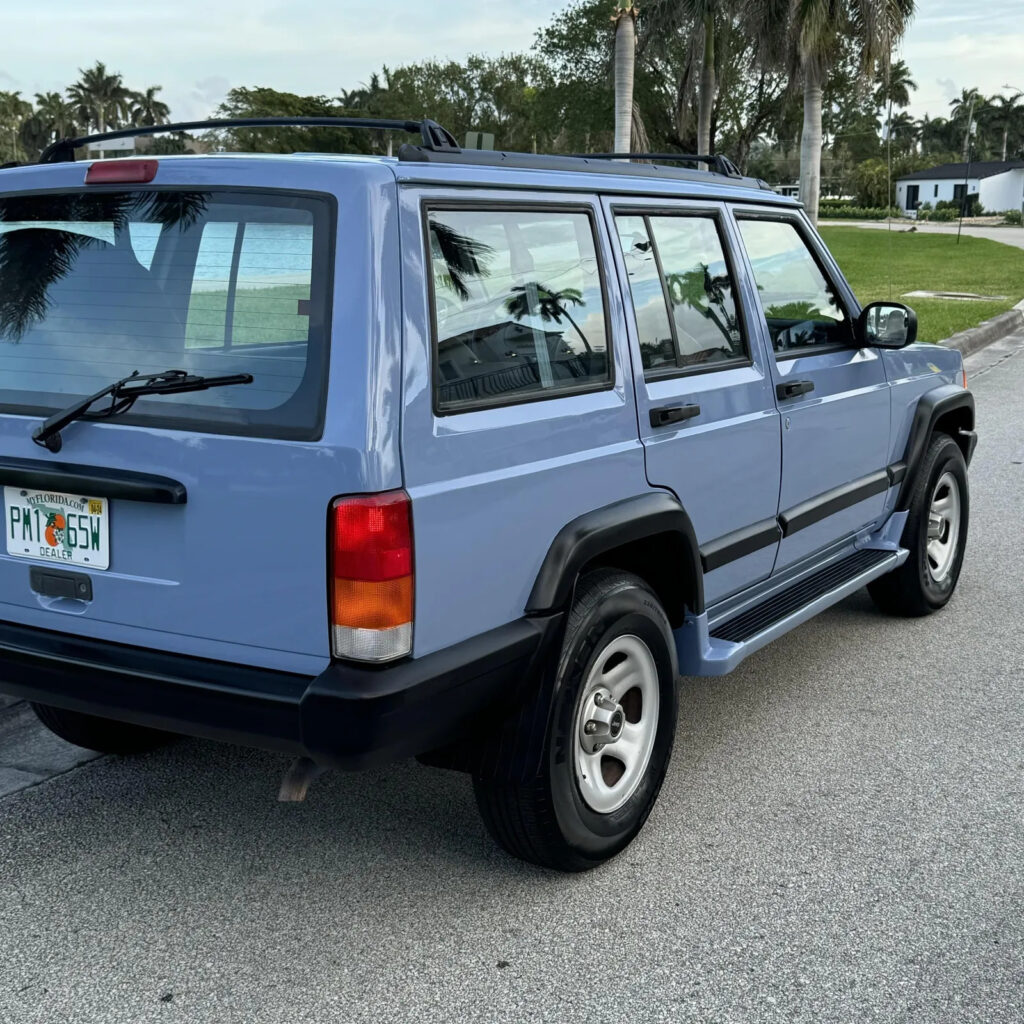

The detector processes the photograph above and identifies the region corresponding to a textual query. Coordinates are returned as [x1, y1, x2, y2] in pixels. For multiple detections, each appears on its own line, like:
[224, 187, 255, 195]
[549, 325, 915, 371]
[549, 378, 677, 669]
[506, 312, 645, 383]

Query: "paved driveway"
[0, 335, 1022, 1024]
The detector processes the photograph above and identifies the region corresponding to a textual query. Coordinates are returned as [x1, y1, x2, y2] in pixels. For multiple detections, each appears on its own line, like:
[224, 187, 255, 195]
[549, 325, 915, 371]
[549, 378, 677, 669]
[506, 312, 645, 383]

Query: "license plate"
[4, 486, 110, 569]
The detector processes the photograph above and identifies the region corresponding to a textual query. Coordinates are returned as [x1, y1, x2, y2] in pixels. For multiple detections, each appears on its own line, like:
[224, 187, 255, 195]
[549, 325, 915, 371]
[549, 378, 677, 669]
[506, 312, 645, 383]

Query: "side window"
[615, 213, 747, 373]
[427, 208, 609, 412]
[736, 218, 852, 354]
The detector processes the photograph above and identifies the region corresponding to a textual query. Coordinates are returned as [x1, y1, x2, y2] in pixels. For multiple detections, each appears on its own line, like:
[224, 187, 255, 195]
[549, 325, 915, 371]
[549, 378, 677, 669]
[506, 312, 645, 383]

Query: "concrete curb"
[940, 303, 1024, 357]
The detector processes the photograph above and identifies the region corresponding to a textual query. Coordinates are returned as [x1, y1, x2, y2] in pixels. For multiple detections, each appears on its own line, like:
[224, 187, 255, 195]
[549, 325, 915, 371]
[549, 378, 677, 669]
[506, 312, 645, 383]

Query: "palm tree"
[0, 91, 33, 163]
[67, 62, 131, 135]
[505, 284, 594, 353]
[34, 92, 79, 138]
[949, 87, 981, 163]
[128, 86, 170, 127]
[989, 92, 1022, 162]
[612, 1, 638, 154]
[873, 58, 916, 112]
[888, 111, 918, 154]
[917, 114, 955, 157]
[790, 0, 916, 226]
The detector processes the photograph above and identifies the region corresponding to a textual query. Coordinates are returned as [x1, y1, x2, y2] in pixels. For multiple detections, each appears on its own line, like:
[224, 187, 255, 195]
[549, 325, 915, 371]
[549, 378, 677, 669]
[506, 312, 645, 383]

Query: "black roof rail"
[396, 145, 776, 191]
[569, 152, 743, 177]
[38, 116, 461, 164]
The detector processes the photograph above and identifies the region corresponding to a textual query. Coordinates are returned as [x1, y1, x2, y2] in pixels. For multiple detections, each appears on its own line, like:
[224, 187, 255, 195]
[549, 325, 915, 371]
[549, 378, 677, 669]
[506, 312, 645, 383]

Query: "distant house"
[895, 160, 1024, 215]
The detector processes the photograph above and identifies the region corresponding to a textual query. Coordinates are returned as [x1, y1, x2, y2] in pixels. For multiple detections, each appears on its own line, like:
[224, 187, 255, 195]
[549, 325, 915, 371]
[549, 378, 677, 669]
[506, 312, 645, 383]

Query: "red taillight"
[85, 160, 158, 185]
[962, 367, 968, 389]
[329, 492, 413, 662]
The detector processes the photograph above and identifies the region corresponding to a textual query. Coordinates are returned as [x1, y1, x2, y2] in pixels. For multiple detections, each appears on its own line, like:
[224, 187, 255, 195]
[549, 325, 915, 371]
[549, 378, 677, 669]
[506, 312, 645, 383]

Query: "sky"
[2, 0, 1022, 126]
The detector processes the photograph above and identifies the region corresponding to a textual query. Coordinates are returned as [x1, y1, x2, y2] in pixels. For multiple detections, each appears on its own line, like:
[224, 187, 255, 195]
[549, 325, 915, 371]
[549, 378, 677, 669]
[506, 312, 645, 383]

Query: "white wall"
[981, 171, 1024, 213]
[896, 171, 1024, 214]
[895, 177, 979, 212]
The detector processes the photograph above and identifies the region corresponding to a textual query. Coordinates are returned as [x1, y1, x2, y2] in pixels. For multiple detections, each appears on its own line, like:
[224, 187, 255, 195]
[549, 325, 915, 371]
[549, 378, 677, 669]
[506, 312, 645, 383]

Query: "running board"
[675, 546, 908, 677]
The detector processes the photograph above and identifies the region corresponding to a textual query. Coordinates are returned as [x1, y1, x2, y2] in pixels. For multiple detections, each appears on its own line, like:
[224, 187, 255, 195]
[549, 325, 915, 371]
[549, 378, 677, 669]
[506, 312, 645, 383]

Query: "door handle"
[776, 379, 815, 400]
[649, 404, 701, 428]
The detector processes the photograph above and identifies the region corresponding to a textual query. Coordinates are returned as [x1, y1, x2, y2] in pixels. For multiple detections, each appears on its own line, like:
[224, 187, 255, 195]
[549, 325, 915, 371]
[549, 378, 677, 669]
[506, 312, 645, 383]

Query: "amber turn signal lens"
[332, 576, 413, 631]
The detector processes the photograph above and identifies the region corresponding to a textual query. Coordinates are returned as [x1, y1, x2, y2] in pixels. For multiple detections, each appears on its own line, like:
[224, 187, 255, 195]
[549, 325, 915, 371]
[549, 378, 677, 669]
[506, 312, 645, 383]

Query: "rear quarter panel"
[398, 185, 648, 658]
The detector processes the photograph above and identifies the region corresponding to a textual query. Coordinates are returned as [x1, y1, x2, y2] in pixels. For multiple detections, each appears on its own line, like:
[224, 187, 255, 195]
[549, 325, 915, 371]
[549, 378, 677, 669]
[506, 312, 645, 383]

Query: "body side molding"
[526, 491, 704, 618]
[779, 470, 890, 537]
[700, 518, 781, 573]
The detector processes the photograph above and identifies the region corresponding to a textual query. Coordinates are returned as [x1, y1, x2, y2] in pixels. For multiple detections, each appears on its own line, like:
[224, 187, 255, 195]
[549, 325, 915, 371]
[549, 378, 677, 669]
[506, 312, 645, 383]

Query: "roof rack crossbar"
[38, 116, 461, 164]
[569, 153, 742, 177]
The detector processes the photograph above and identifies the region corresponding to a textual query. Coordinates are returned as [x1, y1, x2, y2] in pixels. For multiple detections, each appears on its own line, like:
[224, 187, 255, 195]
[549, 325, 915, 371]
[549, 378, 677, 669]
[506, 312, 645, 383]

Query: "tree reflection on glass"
[504, 283, 593, 354]
[0, 191, 209, 341]
[665, 263, 740, 347]
[430, 221, 493, 301]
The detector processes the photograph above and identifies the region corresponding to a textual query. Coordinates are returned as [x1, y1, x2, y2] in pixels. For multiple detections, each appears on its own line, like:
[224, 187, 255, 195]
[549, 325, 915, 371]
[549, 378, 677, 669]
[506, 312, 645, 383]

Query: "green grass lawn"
[819, 227, 1024, 343]
[185, 284, 310, 348]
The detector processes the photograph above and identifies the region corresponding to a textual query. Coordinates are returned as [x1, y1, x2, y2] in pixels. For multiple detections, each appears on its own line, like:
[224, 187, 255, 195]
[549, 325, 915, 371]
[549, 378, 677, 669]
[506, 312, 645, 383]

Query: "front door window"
[735, 219, 852, 354]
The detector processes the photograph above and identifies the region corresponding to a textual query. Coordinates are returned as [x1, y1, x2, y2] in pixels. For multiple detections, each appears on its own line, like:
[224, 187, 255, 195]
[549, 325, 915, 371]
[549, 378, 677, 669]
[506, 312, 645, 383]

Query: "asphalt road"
[1, 336, 1022, 1024]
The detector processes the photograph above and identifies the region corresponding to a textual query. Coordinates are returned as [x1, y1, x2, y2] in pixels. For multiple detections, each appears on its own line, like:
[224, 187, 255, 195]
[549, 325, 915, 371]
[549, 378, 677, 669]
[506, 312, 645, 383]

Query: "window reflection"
[736, 219, 850, 353]
[429, 210, 609, 410]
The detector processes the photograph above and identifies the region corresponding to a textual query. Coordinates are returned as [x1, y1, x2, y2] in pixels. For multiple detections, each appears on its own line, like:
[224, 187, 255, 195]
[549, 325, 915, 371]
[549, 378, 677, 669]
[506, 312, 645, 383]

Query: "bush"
[933, 197, 984, 217]
[919, 208, 958, 222]
[819, 204, 901, 220]
[1003, 209, 1023, 226]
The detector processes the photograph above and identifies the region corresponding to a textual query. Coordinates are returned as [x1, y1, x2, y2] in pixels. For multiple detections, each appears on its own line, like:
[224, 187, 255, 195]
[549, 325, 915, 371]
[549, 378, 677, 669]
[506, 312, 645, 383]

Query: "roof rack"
[38, 116, 462, 164]
[396, 144, 772, 191]
[570, 152, 743, 177]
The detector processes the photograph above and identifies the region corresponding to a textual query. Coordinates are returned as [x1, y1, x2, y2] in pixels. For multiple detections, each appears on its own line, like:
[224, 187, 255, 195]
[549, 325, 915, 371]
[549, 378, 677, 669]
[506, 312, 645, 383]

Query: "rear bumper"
[0, 615, 561, 770]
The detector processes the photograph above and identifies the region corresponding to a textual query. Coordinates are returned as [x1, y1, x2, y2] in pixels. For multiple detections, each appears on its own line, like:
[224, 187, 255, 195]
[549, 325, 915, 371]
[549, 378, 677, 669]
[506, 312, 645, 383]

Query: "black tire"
[31, 703, 172, 755]
[868, 432, 969, 617]
[473, 569, 679, 871]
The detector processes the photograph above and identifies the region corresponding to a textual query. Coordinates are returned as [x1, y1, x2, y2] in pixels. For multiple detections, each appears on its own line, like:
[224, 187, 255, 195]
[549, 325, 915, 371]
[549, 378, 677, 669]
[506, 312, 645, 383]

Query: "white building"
[895, 160, 1024, 215]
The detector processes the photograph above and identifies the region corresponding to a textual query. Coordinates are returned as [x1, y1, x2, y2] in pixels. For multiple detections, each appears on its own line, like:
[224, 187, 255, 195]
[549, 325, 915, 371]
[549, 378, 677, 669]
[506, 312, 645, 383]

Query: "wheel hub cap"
[926, 471, 961, 583]
[580, 690, 625, 754]
[573, 634, 660, 815]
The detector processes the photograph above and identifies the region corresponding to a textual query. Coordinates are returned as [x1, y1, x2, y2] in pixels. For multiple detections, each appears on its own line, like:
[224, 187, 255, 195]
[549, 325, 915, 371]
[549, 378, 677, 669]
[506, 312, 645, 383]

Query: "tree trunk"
[1003, 127, 1009, 163]
[800, 64, 824, 227]
[614, 11, 636, 156]
[697, 11, 716, 159]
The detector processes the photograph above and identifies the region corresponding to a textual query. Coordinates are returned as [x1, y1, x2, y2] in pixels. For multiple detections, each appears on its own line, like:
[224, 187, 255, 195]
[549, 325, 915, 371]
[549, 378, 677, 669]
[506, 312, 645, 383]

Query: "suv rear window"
[0, 189, 332, 440]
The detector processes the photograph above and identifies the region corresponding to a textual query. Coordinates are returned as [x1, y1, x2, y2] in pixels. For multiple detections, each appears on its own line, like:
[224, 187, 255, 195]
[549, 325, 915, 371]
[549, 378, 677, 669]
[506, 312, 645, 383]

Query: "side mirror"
[857, 301, 918, 349]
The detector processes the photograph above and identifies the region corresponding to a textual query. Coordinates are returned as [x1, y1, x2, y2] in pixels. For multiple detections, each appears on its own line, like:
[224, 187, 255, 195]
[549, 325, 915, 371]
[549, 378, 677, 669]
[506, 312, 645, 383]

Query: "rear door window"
[426, 207, 610, 412]
[615, 212, 748, 374]
[0, 190, 332, 439]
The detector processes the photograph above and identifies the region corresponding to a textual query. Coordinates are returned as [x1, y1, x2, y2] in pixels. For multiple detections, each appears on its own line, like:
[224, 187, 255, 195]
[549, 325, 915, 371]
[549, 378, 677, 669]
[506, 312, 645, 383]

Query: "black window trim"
[731, 207, 857, 360]
[422, 198, 615, 416]
[610, 202, 754, 382]
[0, 183, 336, 443]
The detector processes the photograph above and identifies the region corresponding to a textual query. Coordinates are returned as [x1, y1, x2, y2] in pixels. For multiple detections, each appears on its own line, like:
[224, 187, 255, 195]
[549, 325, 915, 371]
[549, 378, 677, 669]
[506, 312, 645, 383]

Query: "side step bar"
[676, 546, 908, 677]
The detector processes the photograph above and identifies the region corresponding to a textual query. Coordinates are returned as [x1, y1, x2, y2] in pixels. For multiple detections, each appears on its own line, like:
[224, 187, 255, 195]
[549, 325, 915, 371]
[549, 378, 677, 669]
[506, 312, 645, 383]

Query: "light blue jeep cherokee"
[0, 118, 975, 870]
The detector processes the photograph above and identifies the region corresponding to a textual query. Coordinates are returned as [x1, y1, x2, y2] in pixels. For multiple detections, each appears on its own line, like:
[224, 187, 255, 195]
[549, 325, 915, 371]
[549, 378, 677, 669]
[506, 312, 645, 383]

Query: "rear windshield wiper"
[32, 369, 253, 453]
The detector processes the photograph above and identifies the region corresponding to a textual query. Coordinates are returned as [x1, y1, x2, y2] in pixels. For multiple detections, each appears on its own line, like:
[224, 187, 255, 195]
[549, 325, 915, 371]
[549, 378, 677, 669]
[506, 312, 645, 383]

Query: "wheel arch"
[525, 491, 704, 627]
[896, 385, 975, 511]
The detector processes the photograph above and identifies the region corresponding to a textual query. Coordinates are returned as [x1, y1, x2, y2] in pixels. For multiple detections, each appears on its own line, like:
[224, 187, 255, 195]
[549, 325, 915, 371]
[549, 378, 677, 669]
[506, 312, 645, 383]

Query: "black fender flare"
[525, 490, 705, 619]
[896, 385, 975, 511]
